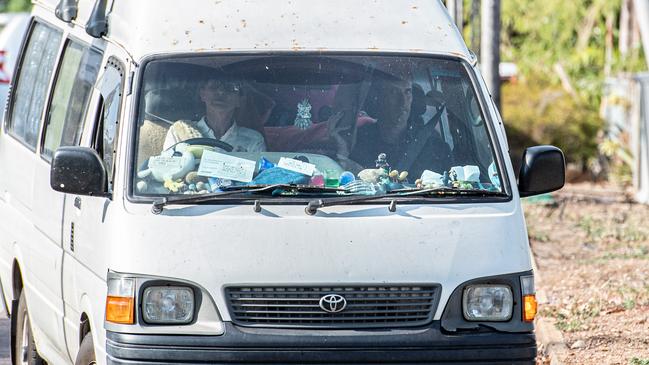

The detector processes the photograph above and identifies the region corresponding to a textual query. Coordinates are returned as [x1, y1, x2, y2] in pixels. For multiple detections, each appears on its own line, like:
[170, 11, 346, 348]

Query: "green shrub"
[502, 78, 603, 167]
[0, 0, 31, 12]
[630, 358, 649, 365]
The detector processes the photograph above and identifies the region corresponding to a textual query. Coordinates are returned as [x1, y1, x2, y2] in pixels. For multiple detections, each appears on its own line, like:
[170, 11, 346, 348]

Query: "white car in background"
[0, 13, 29, 121]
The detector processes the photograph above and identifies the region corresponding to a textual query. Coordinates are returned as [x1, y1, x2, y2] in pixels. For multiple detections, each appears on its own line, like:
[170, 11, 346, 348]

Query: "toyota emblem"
[319, 294, 347, 313]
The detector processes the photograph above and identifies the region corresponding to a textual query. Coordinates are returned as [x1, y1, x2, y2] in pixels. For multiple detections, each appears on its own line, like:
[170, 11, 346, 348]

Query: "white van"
[0, 0, 565, 364]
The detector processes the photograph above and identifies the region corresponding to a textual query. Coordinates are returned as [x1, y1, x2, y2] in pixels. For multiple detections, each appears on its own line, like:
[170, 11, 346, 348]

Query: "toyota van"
[0, 0, 565, 364]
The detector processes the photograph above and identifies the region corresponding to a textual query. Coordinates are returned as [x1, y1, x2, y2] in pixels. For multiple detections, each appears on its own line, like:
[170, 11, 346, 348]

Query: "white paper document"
[149, 156, 183, 171]
[197, 150, 256, 182]
[277, 157, 316, 176]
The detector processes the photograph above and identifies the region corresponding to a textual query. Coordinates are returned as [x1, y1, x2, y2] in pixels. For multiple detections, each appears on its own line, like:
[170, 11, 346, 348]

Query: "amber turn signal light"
[106, 296, 134, 324]
[523, 294, 537, 322]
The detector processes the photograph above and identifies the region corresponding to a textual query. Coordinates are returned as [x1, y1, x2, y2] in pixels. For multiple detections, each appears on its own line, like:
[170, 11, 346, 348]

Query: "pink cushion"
[264, 113, 376, 151]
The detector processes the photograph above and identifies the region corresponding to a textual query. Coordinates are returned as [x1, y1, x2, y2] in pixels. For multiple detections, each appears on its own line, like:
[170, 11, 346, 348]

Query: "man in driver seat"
[162, 76, 266, 152]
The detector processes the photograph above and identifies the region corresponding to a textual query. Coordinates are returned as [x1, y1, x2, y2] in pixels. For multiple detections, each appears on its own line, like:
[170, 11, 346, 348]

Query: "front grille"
[225, 285, 440, 329]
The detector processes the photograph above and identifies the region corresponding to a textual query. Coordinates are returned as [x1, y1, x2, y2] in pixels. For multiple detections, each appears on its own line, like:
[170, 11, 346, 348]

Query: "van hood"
[110, 201, 530, 320]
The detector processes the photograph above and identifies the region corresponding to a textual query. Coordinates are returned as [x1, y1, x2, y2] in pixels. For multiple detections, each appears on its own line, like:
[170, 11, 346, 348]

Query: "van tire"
[14, 291, 45, 365]
[75, 334, 96, 365]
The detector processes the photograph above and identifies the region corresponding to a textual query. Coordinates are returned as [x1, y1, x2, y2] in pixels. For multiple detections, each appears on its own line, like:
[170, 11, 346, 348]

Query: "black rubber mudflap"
[10, 299, 17, 365]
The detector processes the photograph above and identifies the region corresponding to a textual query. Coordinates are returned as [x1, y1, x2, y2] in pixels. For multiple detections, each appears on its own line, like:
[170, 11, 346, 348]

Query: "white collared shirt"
[163, 117, 266, 152]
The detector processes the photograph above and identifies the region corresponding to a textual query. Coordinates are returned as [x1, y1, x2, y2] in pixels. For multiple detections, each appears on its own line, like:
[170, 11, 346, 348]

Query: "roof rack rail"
[86, 0, 108, 38]
[55, 0, 78, 23]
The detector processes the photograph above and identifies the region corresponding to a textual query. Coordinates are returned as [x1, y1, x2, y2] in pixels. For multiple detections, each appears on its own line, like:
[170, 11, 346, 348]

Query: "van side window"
[7, 22, 62, 149]
[93, 59, 124, 190]
[42, 41, 102, 159]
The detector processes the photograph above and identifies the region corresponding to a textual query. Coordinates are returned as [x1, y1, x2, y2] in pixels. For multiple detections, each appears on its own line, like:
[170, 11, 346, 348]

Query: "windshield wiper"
[304, 186, 507, 215]
[304, 194, 390, 215]
[151, 184, 507, 215]
[151, 184, 343, 214]
[396, 186, 508, 197]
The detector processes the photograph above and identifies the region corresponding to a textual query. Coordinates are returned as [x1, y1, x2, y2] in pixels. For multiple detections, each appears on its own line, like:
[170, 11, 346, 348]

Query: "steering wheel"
[167, 137, 234, 153]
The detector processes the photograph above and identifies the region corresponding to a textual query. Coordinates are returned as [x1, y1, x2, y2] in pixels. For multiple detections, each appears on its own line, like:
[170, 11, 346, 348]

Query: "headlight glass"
[142, 286, 194, 324]
[462, 285, 513, 321]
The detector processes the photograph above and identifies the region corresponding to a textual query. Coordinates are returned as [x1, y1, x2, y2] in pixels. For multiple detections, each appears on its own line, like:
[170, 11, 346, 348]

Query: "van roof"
[35, 0, 473, 62]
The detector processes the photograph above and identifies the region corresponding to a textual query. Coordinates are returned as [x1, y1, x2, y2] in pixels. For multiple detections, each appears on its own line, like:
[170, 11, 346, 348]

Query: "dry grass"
[527, 183, 649, 365]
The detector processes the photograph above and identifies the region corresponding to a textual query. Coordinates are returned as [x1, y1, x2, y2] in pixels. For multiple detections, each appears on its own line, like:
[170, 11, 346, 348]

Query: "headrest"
[425, 90, 446, 107]
[144, 89, 202, 124]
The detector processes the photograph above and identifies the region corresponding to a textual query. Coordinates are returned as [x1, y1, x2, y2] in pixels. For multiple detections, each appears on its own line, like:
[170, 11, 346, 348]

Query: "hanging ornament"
[293, 98, 313, 129]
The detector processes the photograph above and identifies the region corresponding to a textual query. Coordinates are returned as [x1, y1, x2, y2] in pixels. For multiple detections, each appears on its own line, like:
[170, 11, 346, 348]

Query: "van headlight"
[142, 286, 195, 324]
[462, 285, 513, 321]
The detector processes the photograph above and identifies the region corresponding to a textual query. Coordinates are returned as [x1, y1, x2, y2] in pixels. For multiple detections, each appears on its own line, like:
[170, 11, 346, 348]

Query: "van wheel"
[14, 291, 45, 365]
[75, 334, 96, 365]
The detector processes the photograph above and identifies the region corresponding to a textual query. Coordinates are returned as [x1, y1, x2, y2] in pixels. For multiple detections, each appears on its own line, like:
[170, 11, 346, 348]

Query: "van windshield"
[133, 55, 504, 199]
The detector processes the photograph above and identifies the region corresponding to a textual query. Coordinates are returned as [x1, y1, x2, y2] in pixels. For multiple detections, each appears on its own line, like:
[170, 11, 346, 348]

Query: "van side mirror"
[50, 147, 108, 197]
[86, 0, 108, 38]
[518, 145, 565, 198]
[55, 0, 78, 22]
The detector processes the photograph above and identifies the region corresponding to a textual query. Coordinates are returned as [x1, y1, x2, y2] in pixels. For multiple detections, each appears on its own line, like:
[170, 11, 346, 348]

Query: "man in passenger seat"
[338, 80, 451, 178]
[162, 77, 266, 152]
[402, 85, 453, 178]
[348, 79, 413, 169]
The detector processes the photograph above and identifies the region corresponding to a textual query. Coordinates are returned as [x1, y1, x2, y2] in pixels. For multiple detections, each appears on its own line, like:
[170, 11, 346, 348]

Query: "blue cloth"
[258, 157, 276, 173]
[250, 167, 310, 185]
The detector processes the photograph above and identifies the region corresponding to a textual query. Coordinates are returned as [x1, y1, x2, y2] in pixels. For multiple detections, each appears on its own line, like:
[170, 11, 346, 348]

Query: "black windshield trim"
[146, 192, 511, 207]
[148, 186, 507, 206]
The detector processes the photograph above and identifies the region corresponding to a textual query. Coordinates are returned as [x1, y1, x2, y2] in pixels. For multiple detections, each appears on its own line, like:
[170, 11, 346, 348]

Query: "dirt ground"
[526, 183, 649, 365]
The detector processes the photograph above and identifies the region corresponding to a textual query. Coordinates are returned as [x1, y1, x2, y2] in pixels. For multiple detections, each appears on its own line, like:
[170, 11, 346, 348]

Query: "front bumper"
[106, 322, 536, 364]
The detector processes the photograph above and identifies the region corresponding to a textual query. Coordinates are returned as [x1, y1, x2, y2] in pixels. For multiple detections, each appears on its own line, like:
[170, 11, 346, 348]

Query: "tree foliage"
[0, 0, 31, 12]
[501, 0, 644, 109]
[482, 0, 647, 168]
